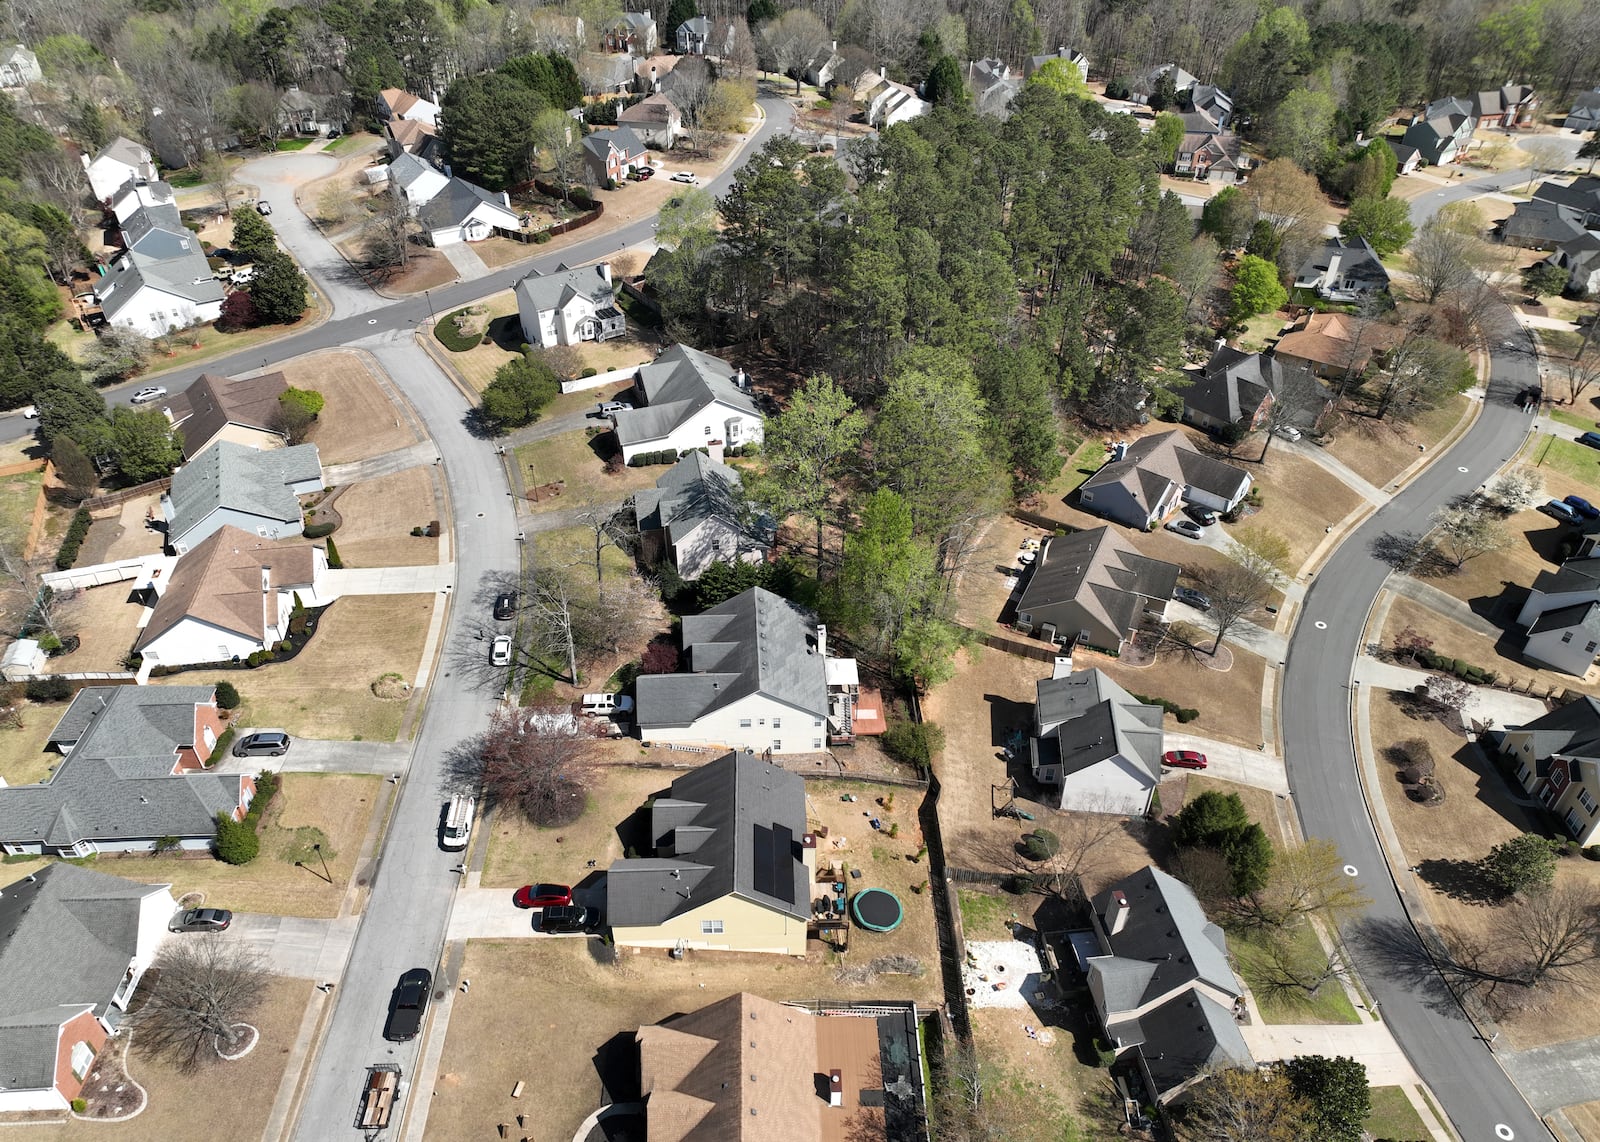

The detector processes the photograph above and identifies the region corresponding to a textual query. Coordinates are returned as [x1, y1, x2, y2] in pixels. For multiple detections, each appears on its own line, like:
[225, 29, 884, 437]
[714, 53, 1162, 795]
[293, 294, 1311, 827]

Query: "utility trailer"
[356, 1064, 402, 1132]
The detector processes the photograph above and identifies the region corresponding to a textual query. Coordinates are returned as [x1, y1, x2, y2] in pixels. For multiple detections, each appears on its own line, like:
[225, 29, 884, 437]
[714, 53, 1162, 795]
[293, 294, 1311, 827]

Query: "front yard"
[1413, 503, 1567, 611]
[1379, 591, 1587, 696]
[514, 430, 660, 513]
[290, 350, 422, 465]
[1321, 396, 1472, 489]
[327, 466, 441, 567]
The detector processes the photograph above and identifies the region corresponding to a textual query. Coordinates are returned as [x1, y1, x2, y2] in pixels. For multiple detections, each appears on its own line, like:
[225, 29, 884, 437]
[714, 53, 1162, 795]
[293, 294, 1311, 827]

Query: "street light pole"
[425, 289, 435, 320]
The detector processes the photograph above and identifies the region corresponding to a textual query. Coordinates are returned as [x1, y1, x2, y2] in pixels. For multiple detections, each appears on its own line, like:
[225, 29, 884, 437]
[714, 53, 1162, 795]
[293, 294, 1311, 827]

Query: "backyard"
[36, 581, 146, 675]
[0, 704, 63, 786]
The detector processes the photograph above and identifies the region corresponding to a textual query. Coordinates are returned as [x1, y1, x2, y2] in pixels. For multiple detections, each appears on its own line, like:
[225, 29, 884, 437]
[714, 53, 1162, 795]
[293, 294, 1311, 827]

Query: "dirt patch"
[81, 494, 166, 564]
[43, 582, 146, 673]
[1320, 396, 1471, 488]
[287, 351, 420, 465]
[0, 702, 64, 787]
[329, 466, 440, 567]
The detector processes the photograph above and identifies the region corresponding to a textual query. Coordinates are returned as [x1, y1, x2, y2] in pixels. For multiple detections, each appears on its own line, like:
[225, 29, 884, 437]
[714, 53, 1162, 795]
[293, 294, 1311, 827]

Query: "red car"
[513, 883, 573, 909]
[1161, 750, 1208, 770]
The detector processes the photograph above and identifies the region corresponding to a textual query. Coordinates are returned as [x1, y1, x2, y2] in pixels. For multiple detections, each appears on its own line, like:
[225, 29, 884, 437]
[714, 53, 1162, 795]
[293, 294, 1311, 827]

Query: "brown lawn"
[1418, 505, 1564, 610]
[0, 703, 63, 786]
[329, 466, 441, 567]
[1320, 396, 1472, 488]
[431, 290, 522, 394]
[45, 582, 146, 674]
[1099, 640, 1270, 750]
[289, 350, 420, 464]
[182, 593, 435, 741]
[481, 762, 665, 890]
[39, 981, 315, 1141]
[1240, 445, 1364, 572]
[1562, 1101, 1600, 1141]
[515, 430, 661, 512]
[1379, 592, 1589, 697]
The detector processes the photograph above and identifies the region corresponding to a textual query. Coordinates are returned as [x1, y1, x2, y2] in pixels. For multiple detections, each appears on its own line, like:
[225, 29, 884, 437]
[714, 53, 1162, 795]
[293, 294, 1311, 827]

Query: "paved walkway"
[1239, 1020, 1421, 1084]
[320, 563, 455, 597]
[228, 913, 359, 980]
[1501, 1033, 1600, 1113]
[211, 737, 412, 775]
[1352, 656, 1549, 730]
[1381, 579, 1505, 639]
[1278, 438, 1388, 504]
[1166, 599, 1289, 660]
[1160, 730, 1289, 795]
[323, 441, 438, 484]
[437, 240, 490, 281]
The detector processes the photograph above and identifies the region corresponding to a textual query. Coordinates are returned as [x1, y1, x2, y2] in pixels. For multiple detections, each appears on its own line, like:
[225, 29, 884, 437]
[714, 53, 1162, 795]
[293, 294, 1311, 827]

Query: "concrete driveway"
[320, 564, 455, 597]
[445, 881, 605, 939]
[225, 913, 359, 980]
[211, 736, 412, 775]
[1159, 730, 1289, 795]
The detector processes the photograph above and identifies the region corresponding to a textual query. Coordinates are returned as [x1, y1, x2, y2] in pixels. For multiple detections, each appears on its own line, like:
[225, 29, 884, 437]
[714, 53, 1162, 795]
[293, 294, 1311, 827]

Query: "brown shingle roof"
[619, 93, 681, 126]
[135, 525, 317, 652]
[386, 119, 437, 149]
[165, 372, 289, 459]
[1274, 312, 1402, 374]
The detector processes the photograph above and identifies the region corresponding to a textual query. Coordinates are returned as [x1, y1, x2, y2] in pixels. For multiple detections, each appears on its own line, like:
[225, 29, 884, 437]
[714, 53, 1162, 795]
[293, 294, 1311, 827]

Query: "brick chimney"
[1108, 889, 1131, 936]
[828, 1070, 843, 1108]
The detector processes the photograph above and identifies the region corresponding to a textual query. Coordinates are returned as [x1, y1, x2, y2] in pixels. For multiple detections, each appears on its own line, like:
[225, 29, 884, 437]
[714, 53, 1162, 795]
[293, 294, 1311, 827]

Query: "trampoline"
[850, 887, 905, 933]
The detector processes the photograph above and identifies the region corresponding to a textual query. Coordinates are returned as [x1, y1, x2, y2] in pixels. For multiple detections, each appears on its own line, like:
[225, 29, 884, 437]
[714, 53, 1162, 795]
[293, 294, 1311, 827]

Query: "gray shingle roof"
[95, 136, 151, 168]
[1296, 236, 1391, 293]
[1509, 695, 1600, 759]
[1530, 559, 1600, 596]
[1088, 865, 1239, 1014]
[97, 200, 224, 321]
[1528, 600, 1600, 638]
[515, 263, 615, 318]
[1131, 989, 1252, 1100]
[1081, 430, 1250, 510]
[388, 151, 442, 195]
[635, 587, 827, 730]
[1033, 669, 1164, 781]
[166, 440, 321, 546]
[0, 864, 170, 1091]
[1502, 198, 1589, 246]
[582, 126, 646, 161]
[416, 177, 517, 230]
[613, 344, 759, 448]
[605, 752, 809, 928]
[1185, 346, 1276, 424]
[635, 451, 760, 546]
[1015, 527, 1179, 646]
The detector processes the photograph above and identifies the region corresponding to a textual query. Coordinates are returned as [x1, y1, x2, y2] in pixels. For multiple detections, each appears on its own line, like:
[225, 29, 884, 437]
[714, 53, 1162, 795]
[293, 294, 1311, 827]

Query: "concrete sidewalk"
[1160, 730, 1289, 794]
[1501, 1033, 1600, 1113]
[211, 737, 412, 775]
[323, 440, 438, 484]
[1279, 438, 1388, 505]
[1352, 656, 1549, 730]
[320, 563, 455, 597]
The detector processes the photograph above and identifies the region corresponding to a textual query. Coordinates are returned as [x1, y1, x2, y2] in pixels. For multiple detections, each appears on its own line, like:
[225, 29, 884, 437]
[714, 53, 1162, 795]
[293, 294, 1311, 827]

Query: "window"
[814, 718, 823, 728]
[1582, 788, 1598, 815]
[772, 718, 781, 729]
[202, 725, 216, 750]
[705, 425, 712, 435]
[813, 738, 822, 749]
[1588, 642, 1598, 655]
[69, 1041, 94, 1080]
[1567, 809, 1585, 837]
[772, 740, 782, 751]
[738, 718, 751, 728]
[700, 920, 724, 935]
[1552, 765, 1569, 790]
[1516, 762, 1531, 786]
[1562, 631, 1575, 644]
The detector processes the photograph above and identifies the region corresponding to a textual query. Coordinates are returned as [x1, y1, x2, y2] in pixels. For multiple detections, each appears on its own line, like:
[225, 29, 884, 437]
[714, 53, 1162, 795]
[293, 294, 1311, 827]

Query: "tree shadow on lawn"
[1414, 856, 1502, 905]
[485, 314, 525, 353]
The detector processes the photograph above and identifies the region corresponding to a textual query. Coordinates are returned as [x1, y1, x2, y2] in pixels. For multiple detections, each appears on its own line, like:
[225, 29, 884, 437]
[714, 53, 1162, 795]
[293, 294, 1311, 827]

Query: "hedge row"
[55, 508, 92, 571]
[434, 310, 483, 352]
[1412, 648, 1498, 685]
[303, 520, 337, 539]
[628, 449, 683, 467]
[1132, 691, 1200, 723]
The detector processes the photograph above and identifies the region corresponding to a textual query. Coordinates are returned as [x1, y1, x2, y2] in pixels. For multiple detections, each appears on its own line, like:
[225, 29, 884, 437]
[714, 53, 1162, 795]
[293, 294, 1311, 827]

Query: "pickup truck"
[382, 968, 433, 1041]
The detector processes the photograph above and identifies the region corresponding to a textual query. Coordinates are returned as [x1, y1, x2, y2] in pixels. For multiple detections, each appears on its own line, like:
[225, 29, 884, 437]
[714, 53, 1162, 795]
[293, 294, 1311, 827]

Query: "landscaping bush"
[1021, 828, 1061, 861]
[881, 720, 944, 771]
[71, 1098, 86, 1114]
[532, 230, 551, 243]
[54, 507, 92, 570]
[1094, 1038, 1118, 1068]
[1002, 873, 1037, 894]
[1584, 845, 1600, 861]
[325, 537, 343, 568]
[433, 309, 484, 352]
[580, 367, 598, 378]
[1131, 691, 1200, 722]
[214, 679, 241, 709]
[25, 676, 72, 702]
[251, 770, 281, 817]
[246, 650, 271, 667]
[214, 812, 259, 864]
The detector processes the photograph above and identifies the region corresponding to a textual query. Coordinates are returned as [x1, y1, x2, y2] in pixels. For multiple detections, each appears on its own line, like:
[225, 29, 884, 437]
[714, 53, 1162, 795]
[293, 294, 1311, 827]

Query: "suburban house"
[1565, 88, 1600, 131]
[0, 43, 41, 88]
[635, 587, 882, 752]
[1402, 97, 1476, 165]
[863, 70, 928, 129]
[1499, 697, 1600, 844]
[162, 370, 290, 459]
[0, 865, 176, 1112]
[1078, 431, 1252, 530]
[376, 87, 439, 129]
[278, 86, 338, 136]
[1139, 63, 1198, 100]
[1184, 84, 1233, 131]
[803, 42, 845, 89]
[611, 343, 763, 464]
[602, 11, 658, 55]
[1293, 236, 1391, 300]
[1026, 47, 1090, 82]
[84, 136, 157, 204]
[617, 93, 683, 148]
[1388, 140, 1422, 175]
[1502, 179, 1600, 291]
[606, 752, 814, 954]
[634, 452, 771, 580]
[515, 262, 626, 349]
[1183, 345, 1329, 433]
[416, 177, 520, 246]
[1012, 527, 1178, 653]
[133, 525, 327, 669]
[968, 58, 1021, 118]
[93, 200, 225, 338]
[582, 126, 649, 185]
[581, 52, 636, 95]
[630, 992, 927, 1139]
[1543, 233, 1600, 296]
[108, 175, 176, 225]
[1471, 84, 1538, 129]
[1274, 311, 1403, 381]
[1082, 866, 1250, 1105]
[388, 150, 451, 207]
[384, 117, 440, 164]
[1029, 665, 1165, 814]
[1515, 557, 1600, 675]
[162, 440, 324, 555]
[1173, 130, 1246, 182]
[675, 15, 732, 56]
[0, 684, 254, 857]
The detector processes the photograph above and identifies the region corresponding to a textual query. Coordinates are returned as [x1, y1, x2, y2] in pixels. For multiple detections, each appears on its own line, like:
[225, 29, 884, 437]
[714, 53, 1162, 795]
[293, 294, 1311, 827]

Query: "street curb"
[415, 330, 483, 410]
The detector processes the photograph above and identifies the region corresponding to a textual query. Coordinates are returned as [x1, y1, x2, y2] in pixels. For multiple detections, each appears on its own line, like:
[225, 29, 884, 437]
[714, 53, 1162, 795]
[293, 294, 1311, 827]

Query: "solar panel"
[752, 824, 775, 899]
[751, 823, 796, 903]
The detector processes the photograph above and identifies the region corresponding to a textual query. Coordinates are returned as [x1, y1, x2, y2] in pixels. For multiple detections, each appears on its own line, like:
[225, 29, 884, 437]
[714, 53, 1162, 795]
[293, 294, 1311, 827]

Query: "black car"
[493, 591, 518, 621]
[1172, 586, 1211, 611]
[1578, 432, 1600, 451]
[169, 907, 232, 933]
[1186, 505, 1219, 527]
[383, 968, 433, 1041]
[536, 905, 596, 934]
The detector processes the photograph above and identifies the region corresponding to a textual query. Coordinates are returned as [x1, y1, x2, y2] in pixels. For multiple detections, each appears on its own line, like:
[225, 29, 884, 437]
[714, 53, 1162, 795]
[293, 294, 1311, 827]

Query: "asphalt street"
[1282, 316, 1549, 1142]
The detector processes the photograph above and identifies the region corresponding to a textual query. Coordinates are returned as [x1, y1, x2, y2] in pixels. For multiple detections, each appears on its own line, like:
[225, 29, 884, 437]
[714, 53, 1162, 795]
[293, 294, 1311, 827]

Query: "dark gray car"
[233, 731, 290, 757]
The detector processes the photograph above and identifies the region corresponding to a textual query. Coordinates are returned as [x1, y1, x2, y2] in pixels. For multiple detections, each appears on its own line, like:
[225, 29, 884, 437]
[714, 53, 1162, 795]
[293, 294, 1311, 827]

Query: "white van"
[441, 794, 476, 851]
[581, 693, 634, 717]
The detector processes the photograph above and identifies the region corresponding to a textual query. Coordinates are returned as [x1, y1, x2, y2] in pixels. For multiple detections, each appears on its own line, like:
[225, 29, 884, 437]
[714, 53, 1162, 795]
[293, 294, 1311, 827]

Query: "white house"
[863, 70, 928, 128]
[84, 136, 157, 204]
[616, 93, 683, 149]
[94, 201, 224, 339]
[0, 866, 176, 1113]
[0, 44, 42, 88]
[388, 151, 450, 208]
[134, 524, 328, 668]
[1518, 558, 1600, 675]
[611, 344, 763, 463]
[162, 440, 324, 555]
[377, 87, 439, 128]
[515, 262, 626, 348]
[416, 177, 520, 246]
[635, 588, 858, 754]
[634, 451, 772, 580]
[1029, 665, 1164, 814]
[108, 176, 177, 224]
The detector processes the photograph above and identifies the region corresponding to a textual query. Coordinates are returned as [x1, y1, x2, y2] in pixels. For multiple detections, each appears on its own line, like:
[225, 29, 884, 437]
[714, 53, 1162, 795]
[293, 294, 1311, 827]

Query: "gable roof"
[380, 88, 433, 118]
[164, 371, 289, 458]
[135, 525, 317, 652]
[515, 263, 614, 317]
[1033, 668, 1165, 781]
[93, 136, 151, 169]
[606, 753, 809, 928]
[0, 864, 170, 1090]
[386, 118, 437, 151]
[617, 92, 680, 127]
[1509, 695, 1600, 760]
[1126, 989, 1252, 1100]
[388, 151, 444, 195]
[1017, 527, 1179, 645]
[614, 343, 759, 448]
[416, 177, 517, 230]
[1186, 346, 1277, 423]
[1296, 236, 1391, 292]
[634, 587, 827, 729]
[582, 126, 647, 161]
[1530, 558, 1600, 597]
[634, 451, 750, 544]
[1528, 600, 1600, 639]
[167, 440, 322, 543]
[97, 200, 224, 321]
[1089, 866, 1239, 1013]
[1081, 430, 1251, 509]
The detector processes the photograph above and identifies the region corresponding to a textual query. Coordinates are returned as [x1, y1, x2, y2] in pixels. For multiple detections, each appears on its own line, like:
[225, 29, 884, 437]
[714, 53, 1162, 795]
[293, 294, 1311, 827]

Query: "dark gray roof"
[1509, 695, 1600, 760]
[1082, 431, 1250, 509]
[1530, 559, 1600, 596]
[605, 752, 809, 927]
[1504, 198, 1590, 246]
[416, 177, 516, 230]
[635, 587, 827, 729]
[1034, 669, 1164, 780]
[1016, 527, 1179, 644]
[1296, 236, 1391, 292]
[515, 263, 614, 317]
[1131, 989, 1252, 1100]
[1088, 865, 1238, 1014]
[582, 126, 646, 160]
[1528, 600, 1600, 638]
[613, 343, 759, 447]
[1186, 347, 1274, 424]
[1388, 140, 1420, 166]
[635, 451, 760, 545]
[0, 864, 170, 1091]
[94, 136, 151, 168]
[167, 440, 322, 544]
[97, 200, 224, 320]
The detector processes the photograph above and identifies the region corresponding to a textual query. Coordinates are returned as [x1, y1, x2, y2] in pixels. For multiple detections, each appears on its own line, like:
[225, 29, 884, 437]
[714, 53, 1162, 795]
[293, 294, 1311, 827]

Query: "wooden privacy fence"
[82, 477, 171, 513]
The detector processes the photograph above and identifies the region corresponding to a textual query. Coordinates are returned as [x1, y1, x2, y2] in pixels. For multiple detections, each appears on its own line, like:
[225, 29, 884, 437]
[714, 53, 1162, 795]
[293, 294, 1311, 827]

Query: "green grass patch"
[1531, 434, 1600, 496]
[1230, 921, 1361, 1025]
[280, 825, 333, 865]
[324, 134, 359, 153]
[274, 137, 315, 151]
[1235, 310, 1288, 352]
[1364, 1086, 1430, 1142]
[0, 468, 44, 540]
[957, 887, 1019, 939]
[163, 167, 206, 188]
[1040, 438, 1107, 503]
[434, 309, 485, 352]
[1548, 406, 1596, 432]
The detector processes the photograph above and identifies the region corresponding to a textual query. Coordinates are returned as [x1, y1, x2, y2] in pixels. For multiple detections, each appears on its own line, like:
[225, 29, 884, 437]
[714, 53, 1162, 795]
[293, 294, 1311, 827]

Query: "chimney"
[707, 439, 724, 464]
[831, 40, 837, 52]
[817, 624, 828, 660]
[1108, 889, 1131, 935]
[501, 190, 511, 208]
[651, 64, 659, 92]
[880, 65, 887, 79]
[600, 262, 612, 285]
[828, 1070, 843, 1108]
[1052, 655, 1073, 680]
[733, 366, 747, 390]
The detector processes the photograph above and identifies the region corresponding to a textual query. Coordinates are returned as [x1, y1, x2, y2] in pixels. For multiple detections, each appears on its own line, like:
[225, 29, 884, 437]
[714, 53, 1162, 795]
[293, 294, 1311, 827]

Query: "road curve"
[1282, 319, 1548, 1142]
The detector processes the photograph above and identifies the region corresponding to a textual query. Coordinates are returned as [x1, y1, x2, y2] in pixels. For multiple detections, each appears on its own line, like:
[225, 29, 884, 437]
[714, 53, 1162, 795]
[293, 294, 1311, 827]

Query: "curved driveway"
[1283, 319, 1547, 1142]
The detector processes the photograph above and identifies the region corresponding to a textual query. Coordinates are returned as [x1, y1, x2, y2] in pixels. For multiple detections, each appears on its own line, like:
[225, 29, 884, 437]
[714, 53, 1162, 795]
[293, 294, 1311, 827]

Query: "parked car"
[490, 635, 512, 666]
[580, 693, 633, 717]
[635, 165, 654, 179]
[1161, 750, 1208, 770]
[493, 591, 518, 620]
[1540, 499, 1583, 524]
[256, 200, 272, 215]
[129, 386, 168, 404]
[598, 400, 629, 414]
[513, 883, 573, 909]
[1564, 495, 1600, 520]
[1172, 586, 1211, 611]
[1165, 518, 1206, 540]
[19, 405, 37, 419]
[536, 905, 597, 933]
[670, 171, 697, 184]
[233, 730, 291, 757]
[1274, 424, 1302, 441]
[383, 968, 433, 1041]
[1185, 505, 1219, 526]
[1577, 432, 1600, 450]
[169, 907, 232, 932]
[441, 794, 475, 851]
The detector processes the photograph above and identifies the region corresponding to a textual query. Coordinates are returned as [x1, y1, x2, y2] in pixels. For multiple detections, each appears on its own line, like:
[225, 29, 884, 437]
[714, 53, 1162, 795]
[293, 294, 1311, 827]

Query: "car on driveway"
[130, 386, 168, 404]
[1274, 425, 1302, 441]
[513, 883, 573, 909]
[493, 591, 517, 620]
[170, 907, 232, 932]
[383, 968, 433, 1041]
[536, 905, 597, 933]
[1165, 518, 1206, 540]
[1541, 499, 1583, 524]
[233, 730, 290, 757]
[1578, 432, 1600, 450]
[634, 165, 655, 179]
[1185, 505, 1219, 526]
[1161, 750, 1208, 770]
[670, 171, 697, 184]
[490, 635, 512, 666]
[1564, 495, 1600, 520]
[1172, 586, 1211, 611]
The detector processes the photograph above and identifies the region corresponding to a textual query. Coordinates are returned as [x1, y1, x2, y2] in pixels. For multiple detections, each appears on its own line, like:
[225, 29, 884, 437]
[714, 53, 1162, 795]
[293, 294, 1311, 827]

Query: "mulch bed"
[78, 1042, 145, 1119]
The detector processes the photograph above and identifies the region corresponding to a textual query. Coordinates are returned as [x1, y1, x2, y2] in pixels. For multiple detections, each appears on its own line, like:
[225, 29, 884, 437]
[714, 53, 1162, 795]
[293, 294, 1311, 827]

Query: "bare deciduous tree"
[1239, 837, 1371, 929]
[453, 702, 599, 826]
[1410, 214, 1487, 305]
[1487, 467, 1543, 514]
[1183, 1066, 1312, 1142]
[1193, 560, 1273, 655]
[757, 9, 833, 95]
[1561, 350, 1600, 406]
[1430, 500, 1510, 569]
[129, 938, 266, 1072]
[361, 185, 416, 272]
